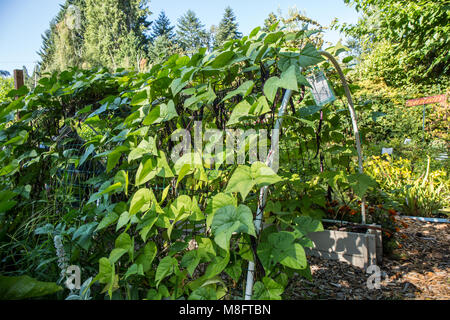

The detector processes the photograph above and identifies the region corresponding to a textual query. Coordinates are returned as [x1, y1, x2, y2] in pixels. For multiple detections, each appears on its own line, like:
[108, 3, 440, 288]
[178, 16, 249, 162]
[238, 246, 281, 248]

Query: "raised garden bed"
[306, 221, 382, 270]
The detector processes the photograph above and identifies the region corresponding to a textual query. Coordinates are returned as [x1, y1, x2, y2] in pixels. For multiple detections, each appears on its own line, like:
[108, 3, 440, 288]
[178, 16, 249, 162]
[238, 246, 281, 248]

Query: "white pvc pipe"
[244, 89, 293, 300]
[401, 216, 449, 223]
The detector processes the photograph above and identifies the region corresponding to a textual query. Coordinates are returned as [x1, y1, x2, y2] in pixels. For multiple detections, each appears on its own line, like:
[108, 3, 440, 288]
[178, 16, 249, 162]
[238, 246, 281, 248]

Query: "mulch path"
[285, 217, 449, 300]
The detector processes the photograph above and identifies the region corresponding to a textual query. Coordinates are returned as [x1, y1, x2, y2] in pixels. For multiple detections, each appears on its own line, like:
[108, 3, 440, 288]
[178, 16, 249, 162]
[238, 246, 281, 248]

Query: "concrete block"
[305, 227, 382, 270]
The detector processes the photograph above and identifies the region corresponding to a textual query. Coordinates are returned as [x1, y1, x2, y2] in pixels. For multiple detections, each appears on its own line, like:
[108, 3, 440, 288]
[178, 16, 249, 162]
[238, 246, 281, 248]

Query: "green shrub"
[365, 155, 449, 217]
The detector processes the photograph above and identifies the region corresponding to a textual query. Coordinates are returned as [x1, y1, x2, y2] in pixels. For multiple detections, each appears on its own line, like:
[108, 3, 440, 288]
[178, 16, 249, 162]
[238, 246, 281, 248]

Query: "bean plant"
[0, 26, 377, 300]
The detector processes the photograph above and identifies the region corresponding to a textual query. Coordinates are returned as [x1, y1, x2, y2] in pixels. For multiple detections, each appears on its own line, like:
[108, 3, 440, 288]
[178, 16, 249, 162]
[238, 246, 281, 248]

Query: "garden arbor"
[244, 50, 368, 299]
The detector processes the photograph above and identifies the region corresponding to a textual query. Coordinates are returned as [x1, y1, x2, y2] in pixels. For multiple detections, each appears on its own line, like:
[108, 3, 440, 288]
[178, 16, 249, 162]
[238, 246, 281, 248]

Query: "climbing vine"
[0, 25, 378, 300]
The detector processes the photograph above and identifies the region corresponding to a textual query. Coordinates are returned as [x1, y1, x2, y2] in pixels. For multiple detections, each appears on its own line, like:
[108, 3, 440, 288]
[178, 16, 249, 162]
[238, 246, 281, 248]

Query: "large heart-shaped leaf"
[211, 205, 256, 251]
[129, 188, 160, 215]
[252, 277, 284, 300]
[299, 43, 324, 68]
[135, 158, 158, 186]
[263, 77, 280, 103]
[181, 250, 201, 276]
[222, 80, 255, 102]
[155, 256, 178, 287]
[128, 137, 157, 162]
[347, 173, 377, 199]
[293, 216, 324, 238]
[226, 100, 252, 126]
[226, 162, 281, 201]
[205, 193, 237, 229]
[106, 146, 128, 173]
[258, 231, 307, 270]
[277, 65, 298, 92]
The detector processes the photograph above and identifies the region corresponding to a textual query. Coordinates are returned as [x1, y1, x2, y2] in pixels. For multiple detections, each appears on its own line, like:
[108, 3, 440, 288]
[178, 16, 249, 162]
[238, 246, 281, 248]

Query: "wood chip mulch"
[284, 217, 449, 300]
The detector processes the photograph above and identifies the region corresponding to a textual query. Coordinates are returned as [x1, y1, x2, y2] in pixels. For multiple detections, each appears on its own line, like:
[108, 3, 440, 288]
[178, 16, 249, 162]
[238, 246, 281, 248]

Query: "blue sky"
[0, 0, 360, 75]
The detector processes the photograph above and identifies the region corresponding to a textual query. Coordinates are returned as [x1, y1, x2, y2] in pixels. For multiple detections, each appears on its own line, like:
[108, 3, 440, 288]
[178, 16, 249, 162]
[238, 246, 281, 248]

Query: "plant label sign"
[406, 95, 447, 107]
[381, 148, 393, 156]
[306, 71, 336, 106]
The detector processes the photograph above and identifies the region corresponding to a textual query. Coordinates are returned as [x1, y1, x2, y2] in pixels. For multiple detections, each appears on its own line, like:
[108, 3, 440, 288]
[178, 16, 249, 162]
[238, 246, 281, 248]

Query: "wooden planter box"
[305, 225, 382, 270]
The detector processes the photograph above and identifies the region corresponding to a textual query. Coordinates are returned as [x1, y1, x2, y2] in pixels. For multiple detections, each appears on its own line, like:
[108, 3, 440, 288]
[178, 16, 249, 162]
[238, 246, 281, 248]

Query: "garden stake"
[244, 89, 293, 300]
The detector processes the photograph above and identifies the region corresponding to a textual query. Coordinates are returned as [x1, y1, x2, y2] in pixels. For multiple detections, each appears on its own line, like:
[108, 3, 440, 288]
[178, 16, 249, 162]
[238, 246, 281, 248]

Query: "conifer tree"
[214, 7, 241, 48]
[176, 10, 208, 55]
[150, 11, 175, 41]
[53, 3, 85, 70]
[38, 0, 85, 72]
[37, 0, 152, 72]
[37, 27, 56, 72]
[83, 0, 151, 70]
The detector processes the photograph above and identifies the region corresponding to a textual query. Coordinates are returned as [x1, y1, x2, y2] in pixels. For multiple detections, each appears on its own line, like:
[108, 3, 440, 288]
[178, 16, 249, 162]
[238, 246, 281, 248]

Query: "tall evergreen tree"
[209, 25, 218, 51]
[37, 27, 56, 72]
[53, 3, 85, 70]
[38, 0, 152, 72]
[83, 0, 151, 70]
[150, 11, 175, 41]
[214, 7, 241, 48]
[148, 11, 180, 65]
[118, 0, 152, 50]
[37, 0, 86, 72]
[176, 10, 208, 55]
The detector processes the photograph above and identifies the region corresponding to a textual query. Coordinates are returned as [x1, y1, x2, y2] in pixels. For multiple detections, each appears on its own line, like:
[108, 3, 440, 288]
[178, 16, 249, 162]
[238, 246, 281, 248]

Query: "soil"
[284, 217, 449, 300]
